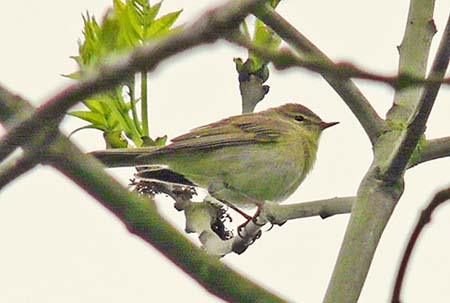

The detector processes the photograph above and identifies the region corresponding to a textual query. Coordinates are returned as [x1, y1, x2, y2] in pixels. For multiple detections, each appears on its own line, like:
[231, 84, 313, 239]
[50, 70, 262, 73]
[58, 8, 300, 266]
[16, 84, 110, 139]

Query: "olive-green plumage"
[91, 103, 338, 207]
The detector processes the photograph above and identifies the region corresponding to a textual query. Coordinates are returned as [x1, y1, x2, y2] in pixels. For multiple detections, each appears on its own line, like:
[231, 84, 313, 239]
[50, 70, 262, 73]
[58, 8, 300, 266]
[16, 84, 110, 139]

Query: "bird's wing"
[91, 114, 285, 167]
[155, 114, 284, 153]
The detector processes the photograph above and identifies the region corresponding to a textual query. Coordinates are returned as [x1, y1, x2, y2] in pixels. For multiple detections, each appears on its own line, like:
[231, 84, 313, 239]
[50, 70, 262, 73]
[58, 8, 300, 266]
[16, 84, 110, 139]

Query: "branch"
[323, 2, 440, 302]
[0, 86, 35, 162]
[0, 83, 287, 303]
[391, 185, 450, 303]
[229, 35, 450, 88]
[0, 85, 46, 189]
[386, 3, 438, 122]
[382, 14, 450, 183]
[46, 136, 286, 303]
[0, 152, 39, 190]
[0, 0, 266, 162]
[239, 74, 270, 114]
[253, 5, 385, 145]
[262, 197, 354, 222]
[194, 197, 354, 256]
[408, 136, 450, 167]
[177, 196, 355, 257]
[231, 197, 354, 254]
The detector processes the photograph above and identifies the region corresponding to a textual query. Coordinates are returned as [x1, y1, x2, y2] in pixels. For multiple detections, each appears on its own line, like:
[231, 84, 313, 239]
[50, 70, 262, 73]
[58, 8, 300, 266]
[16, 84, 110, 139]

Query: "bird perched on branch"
[91, 103, 338, 221]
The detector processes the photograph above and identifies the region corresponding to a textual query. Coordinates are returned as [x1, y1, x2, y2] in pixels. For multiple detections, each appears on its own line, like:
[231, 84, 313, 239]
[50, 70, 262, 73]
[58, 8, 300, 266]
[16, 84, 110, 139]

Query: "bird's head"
[274, 103, 339, 134]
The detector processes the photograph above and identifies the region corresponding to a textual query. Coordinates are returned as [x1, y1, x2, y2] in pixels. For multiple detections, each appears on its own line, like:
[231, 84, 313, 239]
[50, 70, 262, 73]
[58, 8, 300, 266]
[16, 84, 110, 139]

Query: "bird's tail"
[89, 147, 160, 167]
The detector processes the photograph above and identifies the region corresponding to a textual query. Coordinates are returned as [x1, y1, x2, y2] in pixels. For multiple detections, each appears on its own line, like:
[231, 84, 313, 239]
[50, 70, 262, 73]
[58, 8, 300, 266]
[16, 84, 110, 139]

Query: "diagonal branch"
[0, 153, 39, 190]
[382, 14, 450, 183]
[0, 85, 48, 189]
[0, 84, 287, 303]
[408, 136, 450, 168]
[0, 0, 266, 163]
[253, 4, 385, 145]
[229, 34, 450, 88]
[46, 136, 287, 303]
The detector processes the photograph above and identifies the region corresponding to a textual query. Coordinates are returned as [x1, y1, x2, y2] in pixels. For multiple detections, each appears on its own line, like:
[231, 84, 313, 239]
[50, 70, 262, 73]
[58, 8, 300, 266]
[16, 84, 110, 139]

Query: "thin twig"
[253, 4, 385, 145]
[0, 0, 266, 162]
[391, 185, 450, 303]
[382, 15, 450, 183]
[229, 35, 450, 88]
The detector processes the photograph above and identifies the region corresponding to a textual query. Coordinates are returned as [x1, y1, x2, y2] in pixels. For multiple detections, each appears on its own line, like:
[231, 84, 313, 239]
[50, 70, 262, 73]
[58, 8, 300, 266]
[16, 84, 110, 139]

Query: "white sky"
[0, 1, 449, 302]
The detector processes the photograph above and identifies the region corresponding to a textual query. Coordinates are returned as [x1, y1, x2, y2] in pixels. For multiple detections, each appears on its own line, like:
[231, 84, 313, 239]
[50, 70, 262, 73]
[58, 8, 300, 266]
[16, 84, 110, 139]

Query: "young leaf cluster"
[67, 0, 181, 148]
[234, 2, 281, 84]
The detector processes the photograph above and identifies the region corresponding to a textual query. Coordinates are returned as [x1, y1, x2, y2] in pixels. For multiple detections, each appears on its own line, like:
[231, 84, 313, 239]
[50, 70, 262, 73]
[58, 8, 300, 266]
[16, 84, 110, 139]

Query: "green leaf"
[67, 0, 183, 148]
[254, 20, 281, 49]
[97, 10, 120, 53]
[124, 1, 144, 41]
[69, 111, 107, 125]
[145, 1, 162, 23]
[144, 10, 182, 40]
[154, 135, 167, 146]
[250, 19, 281, 70]
[84, 98, 107, 114]
[62, 71, 82, 80]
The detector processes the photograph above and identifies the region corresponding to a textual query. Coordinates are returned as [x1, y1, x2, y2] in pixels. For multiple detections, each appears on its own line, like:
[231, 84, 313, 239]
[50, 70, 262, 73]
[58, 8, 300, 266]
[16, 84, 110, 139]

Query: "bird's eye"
[295, 115, 305, 122]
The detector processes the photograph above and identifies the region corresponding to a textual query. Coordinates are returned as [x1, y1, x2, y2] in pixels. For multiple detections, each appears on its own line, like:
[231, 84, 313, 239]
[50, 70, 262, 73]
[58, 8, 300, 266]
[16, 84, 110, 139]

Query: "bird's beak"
[319, 121, 339, 130]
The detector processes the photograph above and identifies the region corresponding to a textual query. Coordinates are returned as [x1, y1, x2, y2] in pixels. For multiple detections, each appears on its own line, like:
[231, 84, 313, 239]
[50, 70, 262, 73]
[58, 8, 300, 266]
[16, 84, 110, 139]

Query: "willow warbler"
[91, 103, 338, 209]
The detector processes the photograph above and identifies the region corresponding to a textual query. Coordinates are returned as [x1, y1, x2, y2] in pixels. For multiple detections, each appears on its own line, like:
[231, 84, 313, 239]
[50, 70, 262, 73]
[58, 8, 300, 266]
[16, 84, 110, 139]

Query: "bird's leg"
[208, 184, 266, 237]
[237, 201, 266, 238]
[225, 202, 252, 220]
[213, 197, 264, 238]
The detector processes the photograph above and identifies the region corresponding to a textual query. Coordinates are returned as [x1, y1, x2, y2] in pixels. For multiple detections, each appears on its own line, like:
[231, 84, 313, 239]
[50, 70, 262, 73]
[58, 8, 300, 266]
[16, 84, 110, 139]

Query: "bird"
[91, 103, 338, 217]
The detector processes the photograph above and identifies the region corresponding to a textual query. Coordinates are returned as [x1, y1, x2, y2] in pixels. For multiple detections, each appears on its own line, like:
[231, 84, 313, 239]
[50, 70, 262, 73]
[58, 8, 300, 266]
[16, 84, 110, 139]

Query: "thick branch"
[0, 0, 266, 162]
[382, 15, 450, 183]
[323, 2, 441, 302]
[254, 5, 385, 145]
[386, 2, 438, 122]
[323, 165, 404, 303]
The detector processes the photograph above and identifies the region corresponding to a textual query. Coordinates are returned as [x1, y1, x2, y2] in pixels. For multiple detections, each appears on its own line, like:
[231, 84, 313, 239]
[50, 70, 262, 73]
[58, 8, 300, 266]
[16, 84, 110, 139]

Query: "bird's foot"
[237, 202, 266, 238]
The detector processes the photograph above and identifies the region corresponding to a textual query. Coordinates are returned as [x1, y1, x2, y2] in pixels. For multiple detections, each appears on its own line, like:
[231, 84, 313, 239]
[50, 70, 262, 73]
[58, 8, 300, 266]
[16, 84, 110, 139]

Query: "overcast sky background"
[0, 1, 449, 302]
